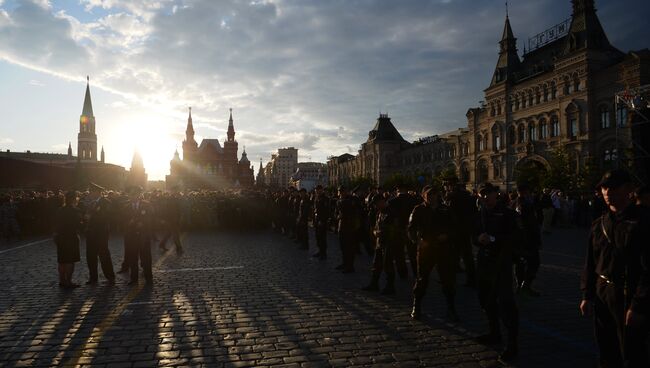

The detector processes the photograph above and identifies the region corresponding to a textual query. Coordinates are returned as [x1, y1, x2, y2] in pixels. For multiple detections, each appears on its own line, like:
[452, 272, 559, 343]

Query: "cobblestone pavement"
[0, 226, 597, 367]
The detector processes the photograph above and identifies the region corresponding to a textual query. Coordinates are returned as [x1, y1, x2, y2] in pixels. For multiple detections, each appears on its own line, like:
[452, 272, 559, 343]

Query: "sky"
[0, 0, 648, 180]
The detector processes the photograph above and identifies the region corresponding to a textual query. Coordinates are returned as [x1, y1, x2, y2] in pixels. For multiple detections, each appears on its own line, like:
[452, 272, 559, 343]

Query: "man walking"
[83, 183, 115, 285]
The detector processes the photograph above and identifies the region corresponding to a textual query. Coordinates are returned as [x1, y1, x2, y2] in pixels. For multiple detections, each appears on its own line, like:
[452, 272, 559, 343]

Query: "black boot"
[362, 277, 380, 292]
[410, 299, 422, 320]
[475, 319, 501, 344]
[499, 335, 519, 362]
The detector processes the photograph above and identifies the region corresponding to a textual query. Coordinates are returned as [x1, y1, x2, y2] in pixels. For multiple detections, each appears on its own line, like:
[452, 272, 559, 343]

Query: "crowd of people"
[0, 169, 648, 366]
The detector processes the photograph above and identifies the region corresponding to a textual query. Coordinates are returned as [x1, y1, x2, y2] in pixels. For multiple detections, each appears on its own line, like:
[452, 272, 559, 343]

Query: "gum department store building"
[328, 0, 649, 190]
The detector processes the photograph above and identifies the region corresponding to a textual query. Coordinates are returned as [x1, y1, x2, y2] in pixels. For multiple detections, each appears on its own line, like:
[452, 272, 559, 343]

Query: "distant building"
[328, 0, 650, 189]
[165, 108, 254, 189]
[290, 162, 328, 191]
[127, 151, 147, 188]
[0, 77, 127, 190]
[262, 147, 298, 187]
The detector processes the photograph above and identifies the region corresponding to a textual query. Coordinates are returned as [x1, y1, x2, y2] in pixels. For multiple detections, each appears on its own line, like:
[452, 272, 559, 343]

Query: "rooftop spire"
[186, 107, 194, 135]
[227, 108, 235, 142]
[564, 0, 617, 54]
[82, 75, 94, 117]
[489, 13, 520, 87]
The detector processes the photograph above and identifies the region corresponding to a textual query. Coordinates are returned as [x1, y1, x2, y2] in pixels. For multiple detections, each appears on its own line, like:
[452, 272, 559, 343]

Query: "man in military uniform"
[514, 183, 541, 296]
[124, 186, 155, 285]
[443, 176, 477, 287]
[83, 183, 115, 285]
[312, 185, 330, 260]
[408, 186, 458, 321]
[580, 170, 649, 368]
[473, 183, 520, 362]
[296, 188, 312, 250]
[158, 190, 183, 255]
[335, 186, 360, 273]
[362, 193, 397, 294]
[386, 185, 419, 278]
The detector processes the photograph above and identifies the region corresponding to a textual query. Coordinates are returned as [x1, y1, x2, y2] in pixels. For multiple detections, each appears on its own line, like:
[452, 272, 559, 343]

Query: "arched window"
[616, 105, 628, 127]
[528, 91, 534, 106]
[495, 135, 501, 150]
[518, 124, 526, 143]
[551, 82, 557, 99]
[543, 85, 549, 102]
[478, 134, 484, 151]
[551, 117, 560, 137]
[604, 148, 618, 162]
[573, 75, 580, 92]
[535, 88, 541, 104]
[528, 123, 537, 142]
[564, 76, 571, 95]
[600, 105, 611, 129]
[82, 149, 86, 159]
[477, 160, 489, 183]
[539, 119, 548, 139]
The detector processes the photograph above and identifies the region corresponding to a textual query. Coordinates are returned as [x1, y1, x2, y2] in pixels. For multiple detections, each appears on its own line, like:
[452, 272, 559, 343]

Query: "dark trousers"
[159, 226, 182, 253]
[456, 237, 476, 283]
[413, 242, 456, 306]
[594, 281, 649, 368]
[393, 231, 412, 278]
[369, 243, 397, 287]
[126, 235, 152, 282]
[86, 234, 115, 282]
[296, 220, 309, 249]
[315, 222, 328, 255]
[477, 252, 518, 339]
[339, 229, 357, 271]
[515, 248, 540, 285]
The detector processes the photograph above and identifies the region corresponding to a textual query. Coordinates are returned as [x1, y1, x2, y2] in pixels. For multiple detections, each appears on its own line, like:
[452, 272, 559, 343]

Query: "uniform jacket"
[581, 205, 650, 313]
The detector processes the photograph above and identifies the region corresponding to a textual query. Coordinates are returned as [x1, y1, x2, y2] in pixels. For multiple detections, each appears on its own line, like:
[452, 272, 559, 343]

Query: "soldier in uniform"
[158, 190, 183, 255]
[83, 183, 115, 285]
[362, 193, 397, 294]
[473, 183, 520, 362]
[514, 183, 541, 296]
[124, 186, 155, 285]
[335, 186, 360, 273]
[408, 186, 458, 321]
[296, 188, 312, 250]
[580, 170, 649, 368]
[386, 185, 419, 278]
[312, 185, 330, 260]
[443, 176, 477, 287]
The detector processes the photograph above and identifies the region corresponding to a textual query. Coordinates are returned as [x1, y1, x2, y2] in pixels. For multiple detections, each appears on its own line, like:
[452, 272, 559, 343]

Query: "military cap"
[596, 169, 632, 189]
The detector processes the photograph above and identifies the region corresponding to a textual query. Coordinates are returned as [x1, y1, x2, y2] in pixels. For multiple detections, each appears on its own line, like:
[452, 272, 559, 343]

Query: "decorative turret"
[223, 108, 239, 164]
[490, 14, 520, 86]
[564, 0, 618, 54]
[67, 142, 72, 157]
[227, 108, 235, 142]
[239, 146, 250, 165]
[100, 146, 105, 163]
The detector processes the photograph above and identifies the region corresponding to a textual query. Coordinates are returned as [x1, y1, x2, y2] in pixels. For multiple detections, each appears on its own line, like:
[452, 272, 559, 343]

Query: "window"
[551, 82, 557, 99]
[569, 118, 578, 137]
[495, 135, 501, 150]
[478, 135, 485, 151]
[535, 90, 541, 104]
[551, 117, 560, 137]
[539, 121, 548, 139]
[564, 77, 571, 95]
[573, 76, 580, 92]
[496, 102, 502, 116]
[494, 163, 501, 178]
[528, 92, 534, 106]
[518, 125, 526, 143]
[529, 124, 537, 142]
[616, 105, 628, 127]
[82, 149, 86, 159]
[600, 106, 611, 129]
[604, 148, 618, 162]
[543, 85, 549, 102]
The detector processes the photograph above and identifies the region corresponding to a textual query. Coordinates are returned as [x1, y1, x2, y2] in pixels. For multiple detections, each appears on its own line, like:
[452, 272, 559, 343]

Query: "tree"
[542, 147, 578, 192]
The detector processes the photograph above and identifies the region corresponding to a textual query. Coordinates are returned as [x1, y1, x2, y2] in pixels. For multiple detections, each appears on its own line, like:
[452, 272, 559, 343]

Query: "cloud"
[1, 0, 649, 177]
[28, 79, 45, 86]
[0, 137, 14, 144]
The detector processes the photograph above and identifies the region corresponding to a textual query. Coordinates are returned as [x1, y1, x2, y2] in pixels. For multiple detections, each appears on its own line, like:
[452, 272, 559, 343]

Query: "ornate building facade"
[166, 108, 254, 189]
[328, 0, 649, 189]
[260, 147, 298, 187]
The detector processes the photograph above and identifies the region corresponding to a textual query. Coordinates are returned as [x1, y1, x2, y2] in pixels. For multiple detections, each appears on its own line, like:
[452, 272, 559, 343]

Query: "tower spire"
[227, 108, 235, 142]
[489, 13, 520, 87]
[82, 76, 94, 117]
[564, 0, 618, 54]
